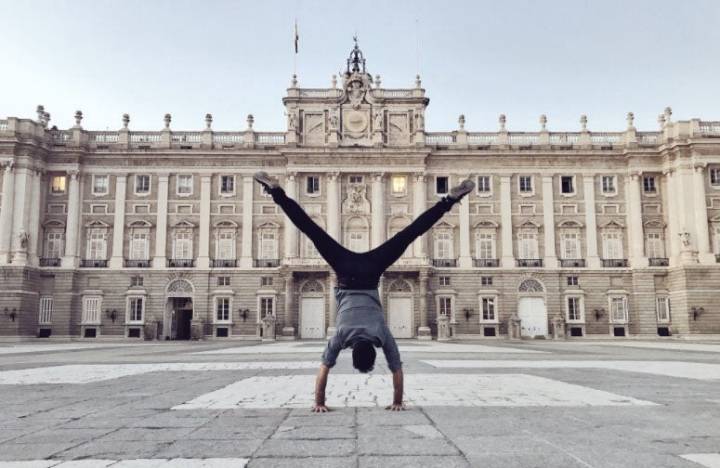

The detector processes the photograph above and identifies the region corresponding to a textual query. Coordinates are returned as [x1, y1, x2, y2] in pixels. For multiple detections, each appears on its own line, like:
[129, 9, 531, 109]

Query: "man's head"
[352, 339, 377, 373]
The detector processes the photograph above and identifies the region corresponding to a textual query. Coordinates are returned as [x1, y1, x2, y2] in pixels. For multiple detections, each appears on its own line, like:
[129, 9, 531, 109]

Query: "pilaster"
[197, 175, 212, 269]
[240, 175, 254, 268]
[542, 175, 557, 268]
[371, 173, 385, 248]
[61, 170, 81, 268]
[109, 174, 127, 269]
[500, 175, 514, 268]
[153, 174, 169, 268]
[583, 174, 600, 268]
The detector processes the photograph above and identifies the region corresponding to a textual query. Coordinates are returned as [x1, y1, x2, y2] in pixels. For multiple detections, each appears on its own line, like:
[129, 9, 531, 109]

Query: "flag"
[294, 20, 299, 54]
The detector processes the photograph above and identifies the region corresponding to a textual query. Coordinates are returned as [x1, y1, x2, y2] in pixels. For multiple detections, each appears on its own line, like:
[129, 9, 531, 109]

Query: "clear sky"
[1, 0, 718, 132]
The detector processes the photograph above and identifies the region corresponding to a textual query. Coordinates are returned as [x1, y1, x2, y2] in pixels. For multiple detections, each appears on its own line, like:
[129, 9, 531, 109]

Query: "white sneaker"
[253, 171, 279, 192]
[448, 179, 475, 201]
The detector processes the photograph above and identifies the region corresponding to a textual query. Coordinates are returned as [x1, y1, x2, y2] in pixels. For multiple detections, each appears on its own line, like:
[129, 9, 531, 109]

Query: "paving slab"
[359, 455, 470, 468]
[254, 440, 356, 458]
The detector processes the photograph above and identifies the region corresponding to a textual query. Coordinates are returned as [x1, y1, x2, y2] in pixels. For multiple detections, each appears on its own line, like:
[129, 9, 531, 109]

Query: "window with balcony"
[602, 230, 623, 260]
[177, 174, 193, 195]
[259, 230, 278, 259]
[434, 231, 454, 260]
[518, 230, 538, 259]
[560, 231, 581, 260]
[129, 227, 150, 261]
[645, 232, 665, 259]
[475, 231, 496, 259]
[173, 228, 193, 260]
[92, 175, 109, 195]
[86, 227, 107, 260]
[45, 230, 64, 259]
[216, 228, 236, 260]
[51, 175, 66, 194]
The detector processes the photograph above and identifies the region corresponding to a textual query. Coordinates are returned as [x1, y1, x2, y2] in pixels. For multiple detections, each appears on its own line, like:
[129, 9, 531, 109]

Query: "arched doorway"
[299, 279, 325, 339]
[387, 278, 414, 338]
[165, 279, 194, 340]
[517, 278, 547, 338]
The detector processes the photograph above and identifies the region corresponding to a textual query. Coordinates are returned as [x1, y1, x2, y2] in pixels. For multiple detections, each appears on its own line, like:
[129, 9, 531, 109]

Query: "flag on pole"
[294, 19, 299, 54]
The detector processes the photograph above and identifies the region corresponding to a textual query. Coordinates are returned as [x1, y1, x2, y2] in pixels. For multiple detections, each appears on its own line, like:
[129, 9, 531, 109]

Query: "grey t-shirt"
[321, 288, 402, 372]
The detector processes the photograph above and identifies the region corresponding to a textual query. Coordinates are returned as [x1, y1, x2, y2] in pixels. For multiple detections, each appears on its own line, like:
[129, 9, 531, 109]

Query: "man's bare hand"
[311, 404, 330, 413]
[385, 403, 406, 411]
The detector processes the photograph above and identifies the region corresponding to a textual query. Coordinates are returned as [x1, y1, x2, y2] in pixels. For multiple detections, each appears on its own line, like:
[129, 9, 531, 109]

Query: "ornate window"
[129, 222, 151, 260]
[389, 279, 412, 293]
[44, 226, 65, 259]
[566, 296, 584, 322]
[560, 175, 575, 195]
[477, 175, 492, 195]
[306, 175, 320, 195]
[517, 227, 538, 259]
[86, 223, 108, 260]
[391, 175, 407, 195]
[50, 175, 66, 194]
[602, 229, 624, 259]
[645, 231, 665, 258]
[219, 175, 235, 195]
[346, 216, 369, 253]
[609, 296, 628, 323]
[258, 225, 278, 259]
[518, 175, 533, 194]
[126, 296, 144, 323]
[172, 222, 194, 259]
[214, 222, 237, 260]
[135, 175, 151, 195]
[435, 176, 449, 195]
[518, 278, 544, 293]
[601, 175, 617, 195]
[560, 230, 581, 259]
[642, 176, 657, 194]
[434, 230, 453, 259]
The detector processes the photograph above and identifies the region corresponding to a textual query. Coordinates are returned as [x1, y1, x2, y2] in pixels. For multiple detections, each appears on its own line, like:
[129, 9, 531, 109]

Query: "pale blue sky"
[1, 0, 718, 132]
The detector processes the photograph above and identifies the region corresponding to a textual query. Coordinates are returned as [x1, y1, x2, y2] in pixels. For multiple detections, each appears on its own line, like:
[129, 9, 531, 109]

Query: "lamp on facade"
[239, 308, 249, 321]
[691, 307, 704, 321]
[3, 308, 18, 322]
[105, 309, 117, 323]
[593, 308, 605, 321]
[463, 308, 473, 321]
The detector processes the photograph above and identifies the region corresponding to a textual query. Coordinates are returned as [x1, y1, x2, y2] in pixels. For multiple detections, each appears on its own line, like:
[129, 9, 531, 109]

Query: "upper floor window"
[86, 228, 107, 260]
[642, 176, 657, 194]
[220, 175, 235, 195]
[561, 231, 581, 259]
[435, 176, 449, 195]
[135, 175, 150, 195]
[391, 175, 407, 195]
[601, 175, 616, 195]
[92, 175, 109, 195]
[602, 230, 623, 259]
[645, 232, 665, 258]
[517, 230, 538, 259]
[560, 176, 575, 195]
[173, 229, 193, 259]
[51, 176, 66, 194]
[710, 168, 720, 187]
[45, 230, 64, 259]
[306, 175, 320, 195]
[216, 229, 236, 260]
[259, 230, 278, 259]
[475, 231, 496, 259]
[349, 175, 363, 184]
[477, 175, 492, 194]
[518, 175, 533, 194]
[129, 227, 150, 260]
[177, 174, 193, 195]
[434, 231, 453, 259]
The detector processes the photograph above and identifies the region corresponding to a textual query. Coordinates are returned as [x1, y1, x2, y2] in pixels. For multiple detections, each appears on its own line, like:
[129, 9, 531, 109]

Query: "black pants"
[269, 187, 456, 288]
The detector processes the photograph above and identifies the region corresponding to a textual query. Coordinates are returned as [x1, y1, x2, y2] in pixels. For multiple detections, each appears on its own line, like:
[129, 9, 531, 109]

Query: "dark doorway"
[170, 297, 193, 340]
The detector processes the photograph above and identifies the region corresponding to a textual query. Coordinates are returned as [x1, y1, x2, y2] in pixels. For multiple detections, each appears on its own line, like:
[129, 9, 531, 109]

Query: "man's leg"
[369, 179, 475, 272]
[265, 185, 349, 269]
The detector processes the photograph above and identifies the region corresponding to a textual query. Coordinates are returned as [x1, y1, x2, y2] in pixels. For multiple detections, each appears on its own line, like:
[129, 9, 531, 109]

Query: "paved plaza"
[0, 340, 719, 467]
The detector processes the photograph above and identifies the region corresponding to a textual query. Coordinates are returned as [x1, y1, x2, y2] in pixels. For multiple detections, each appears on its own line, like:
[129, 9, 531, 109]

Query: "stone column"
[626, 173, 646, 267]
[500, 175, 514, 267]
[282, 274, 296, 338]
[197, 175, 211, 269]
[417, 270, 431, 339]
[327, 272, 337, 337]
[326, 172, 340, 241]
[413, 174, 427, 259]
[583, 174, 600, 268]
[665, 170, 680, 263]
[153, 174, 169, 268]
[371, 173, 385, 248]
[10, 166, 32, 265]
[542, 175, 557, 267]
[109, 174, 127, 269]
[458, 179, 472, 268]
[240, 175, 254, 268]
[0, 163, 15, 264]
[26, 170, 42, 265]
[283, 172, 298, 261]
[62, 170, 81, 268]
[693, 165, 713, 263]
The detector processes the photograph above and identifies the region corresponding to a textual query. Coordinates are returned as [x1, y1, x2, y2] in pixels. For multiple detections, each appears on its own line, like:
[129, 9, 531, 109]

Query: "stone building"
[1, 43, 720, 340]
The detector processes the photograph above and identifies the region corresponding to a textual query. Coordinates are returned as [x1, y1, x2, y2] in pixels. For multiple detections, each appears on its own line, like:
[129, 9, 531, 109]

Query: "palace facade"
[2, 44, 720, 340]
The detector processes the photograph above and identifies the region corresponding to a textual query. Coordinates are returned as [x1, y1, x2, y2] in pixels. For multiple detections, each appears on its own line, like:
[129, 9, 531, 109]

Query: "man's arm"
[386, 368, 405, 411]
[312, 364, 331, 413]
[381, 332, 405, 410]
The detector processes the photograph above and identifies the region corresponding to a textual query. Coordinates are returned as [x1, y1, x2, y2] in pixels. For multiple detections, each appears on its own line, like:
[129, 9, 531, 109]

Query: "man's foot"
[253, 171, 280, 193]
[447, 179, 475, 201]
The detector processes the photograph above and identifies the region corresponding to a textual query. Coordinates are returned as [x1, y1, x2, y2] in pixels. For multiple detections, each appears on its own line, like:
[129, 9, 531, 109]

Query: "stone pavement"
[0, 339, 719, 467]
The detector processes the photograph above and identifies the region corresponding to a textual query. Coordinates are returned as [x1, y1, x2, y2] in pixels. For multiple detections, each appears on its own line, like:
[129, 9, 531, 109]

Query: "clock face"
[345, 111, 368, 133]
